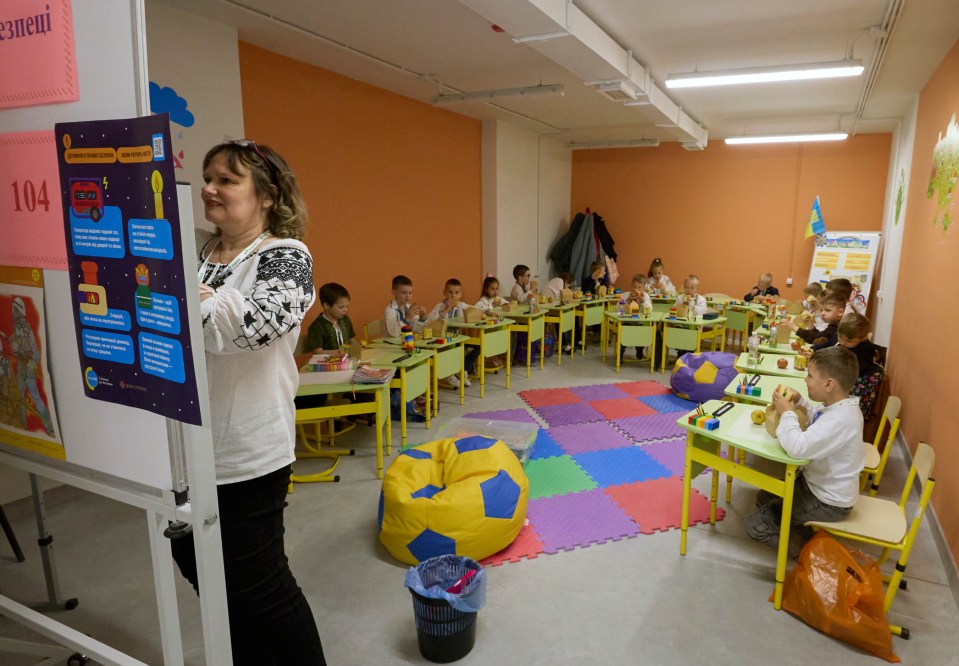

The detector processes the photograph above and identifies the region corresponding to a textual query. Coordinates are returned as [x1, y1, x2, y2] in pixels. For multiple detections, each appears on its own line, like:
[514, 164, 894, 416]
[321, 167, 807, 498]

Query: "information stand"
[807, 231, 882, 314]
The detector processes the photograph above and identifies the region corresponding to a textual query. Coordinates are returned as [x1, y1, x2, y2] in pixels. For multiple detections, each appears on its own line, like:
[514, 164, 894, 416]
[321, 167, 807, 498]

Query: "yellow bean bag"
[378, 436, 529, 564]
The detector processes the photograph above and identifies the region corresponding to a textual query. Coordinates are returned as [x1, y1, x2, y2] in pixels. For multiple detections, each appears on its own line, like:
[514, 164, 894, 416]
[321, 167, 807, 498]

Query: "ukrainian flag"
[805, 196, 826, 239]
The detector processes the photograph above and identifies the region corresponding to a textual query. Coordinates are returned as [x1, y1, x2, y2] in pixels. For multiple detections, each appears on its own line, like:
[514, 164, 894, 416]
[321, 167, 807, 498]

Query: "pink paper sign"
[0, 0, 78, 108]
[0, 130, 68, 269]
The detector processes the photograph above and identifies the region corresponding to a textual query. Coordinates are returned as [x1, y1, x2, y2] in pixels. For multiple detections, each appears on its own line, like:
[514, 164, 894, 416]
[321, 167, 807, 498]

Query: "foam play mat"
[454, 382, 727, 567]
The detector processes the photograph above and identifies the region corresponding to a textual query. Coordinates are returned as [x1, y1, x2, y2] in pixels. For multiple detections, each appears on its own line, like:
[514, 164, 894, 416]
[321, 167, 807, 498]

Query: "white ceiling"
[154, 0, 959, 146]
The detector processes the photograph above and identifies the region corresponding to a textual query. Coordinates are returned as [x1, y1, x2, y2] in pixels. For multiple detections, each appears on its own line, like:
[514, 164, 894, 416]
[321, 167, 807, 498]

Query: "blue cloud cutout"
[149, 82, 195, 128]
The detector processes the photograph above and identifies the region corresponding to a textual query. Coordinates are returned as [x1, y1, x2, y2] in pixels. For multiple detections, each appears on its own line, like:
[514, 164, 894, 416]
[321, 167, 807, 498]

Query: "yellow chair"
[805, 441, 935, 640]
[364, 319, 384, 341]
[861, 395, 901, 496]
[292, 397, 358, 485]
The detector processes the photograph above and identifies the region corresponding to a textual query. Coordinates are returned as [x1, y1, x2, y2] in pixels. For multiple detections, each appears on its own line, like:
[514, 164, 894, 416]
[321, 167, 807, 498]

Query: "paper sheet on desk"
[727, 411, 775, 444]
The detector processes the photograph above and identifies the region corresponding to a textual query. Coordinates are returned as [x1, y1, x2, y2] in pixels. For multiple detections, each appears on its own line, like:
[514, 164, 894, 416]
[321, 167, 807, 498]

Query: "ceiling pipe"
[458, 0, 708, 148]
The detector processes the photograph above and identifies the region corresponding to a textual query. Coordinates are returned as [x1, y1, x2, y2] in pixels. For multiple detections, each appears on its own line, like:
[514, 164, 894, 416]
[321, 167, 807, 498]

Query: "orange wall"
[238, 43, 482, 332]
[888, 40, 959, 561]
[571, 137, 890, 299]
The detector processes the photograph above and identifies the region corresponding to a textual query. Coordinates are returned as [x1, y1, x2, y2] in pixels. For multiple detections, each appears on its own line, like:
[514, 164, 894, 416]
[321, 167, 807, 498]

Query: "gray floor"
[2, 344, 958, 665]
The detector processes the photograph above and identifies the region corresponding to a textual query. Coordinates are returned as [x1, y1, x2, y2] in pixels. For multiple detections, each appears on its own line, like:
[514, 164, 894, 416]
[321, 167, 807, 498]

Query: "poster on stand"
[0, 265, 64, 459]
[54, 114, 202, 426]
[0, 0, 78, 109]
[807, 232, 882, 315]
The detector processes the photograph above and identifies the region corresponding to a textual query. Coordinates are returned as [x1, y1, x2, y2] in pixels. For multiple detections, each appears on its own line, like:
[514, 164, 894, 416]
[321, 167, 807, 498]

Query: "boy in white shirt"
[510, 264, 531, 303]
[745, 346, 865, 558]
[675, 275, 707, 315]
[384, 275, 428, 337]
[426, 278, 477, 388]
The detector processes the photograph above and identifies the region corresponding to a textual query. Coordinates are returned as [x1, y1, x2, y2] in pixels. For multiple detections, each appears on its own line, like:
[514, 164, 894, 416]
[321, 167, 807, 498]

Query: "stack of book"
[352, 365, 394, 385]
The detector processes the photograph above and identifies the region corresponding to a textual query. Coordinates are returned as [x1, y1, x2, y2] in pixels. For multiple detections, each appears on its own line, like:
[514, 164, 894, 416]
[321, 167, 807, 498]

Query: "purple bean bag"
[670, 351, 738, 402]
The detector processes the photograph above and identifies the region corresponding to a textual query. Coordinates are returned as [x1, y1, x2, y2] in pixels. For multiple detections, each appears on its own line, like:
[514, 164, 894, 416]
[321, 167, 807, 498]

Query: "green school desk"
[660, 315, 727, 374]
[757, 341, 800, 355]
[446, 317, 511, 398]
[734, 352, 808, 379]
[494, 305, 546, 377]
[649, 295, 675, 314]
[677, 400, 809, 611]
[602, 311, 664, 372]
[295, 370, 393, 480]
[366, 349, 432, 449]
[542, 301, 577, 365]
[369, 335, 470, 416]
[723, 373, 812, 406]
[574, 298, 605, 355]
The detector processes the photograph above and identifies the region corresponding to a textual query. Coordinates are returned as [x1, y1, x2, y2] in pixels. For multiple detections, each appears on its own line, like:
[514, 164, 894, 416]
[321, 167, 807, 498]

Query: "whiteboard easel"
[0, 2, 231, 662]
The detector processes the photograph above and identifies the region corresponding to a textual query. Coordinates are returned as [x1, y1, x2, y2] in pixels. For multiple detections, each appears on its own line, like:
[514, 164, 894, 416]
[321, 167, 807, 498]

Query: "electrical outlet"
[786, 277, 793, 286]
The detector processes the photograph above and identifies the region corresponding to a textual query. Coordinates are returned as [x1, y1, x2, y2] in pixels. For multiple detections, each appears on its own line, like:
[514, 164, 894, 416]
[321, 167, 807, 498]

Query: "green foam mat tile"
[524, 455, 597, 500]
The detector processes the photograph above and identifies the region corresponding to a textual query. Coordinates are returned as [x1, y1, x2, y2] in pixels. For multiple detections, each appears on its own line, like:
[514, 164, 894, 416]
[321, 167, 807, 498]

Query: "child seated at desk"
[622, 274, 653, 360]
[306, 282, 355, 353]
[582, 261, 607, 295]
[836, 313, 883, 419]
[475, 275, 507, 313]
[786, 292, 844, 348]
[510, 264, 532, 303]
[297, 282, 371, 416]
[746, 346, 865, 558]
[676, 275, 707, 315]
[541, 272, 573, 302]
[801, 282, 827, 332]
[427, 278, 478, 388]
[385, 274, 428, 337]
[644, 257, 676, 296]
[826, 276, 866, 315]
[653, 275, 706, 370]
[743, 272, 780, 301]
[475, 276, 507, 369]
[542, 272, 574, 353]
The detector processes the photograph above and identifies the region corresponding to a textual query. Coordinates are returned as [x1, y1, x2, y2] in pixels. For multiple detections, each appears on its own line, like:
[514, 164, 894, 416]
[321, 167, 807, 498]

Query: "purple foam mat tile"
[612, 411, 688, 442]
[463, 408, 538, 424]
[569, 383, 631, 402]
[637, 437, 688, 476]
[526, 488, 639, 553]
[534, 401, 605, 427]
[548, 421, 634, 455]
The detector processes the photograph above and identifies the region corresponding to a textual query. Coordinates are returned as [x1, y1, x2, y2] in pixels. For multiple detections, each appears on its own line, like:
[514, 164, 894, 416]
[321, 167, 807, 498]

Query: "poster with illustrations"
[807, 232, 882, 315]
[0, 265, 64, 459]
[54, 114, 201, 425]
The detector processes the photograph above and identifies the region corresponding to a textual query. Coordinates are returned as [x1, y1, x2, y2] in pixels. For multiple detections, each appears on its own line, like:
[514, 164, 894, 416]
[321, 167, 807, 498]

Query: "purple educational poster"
[54, 114, 201, 426]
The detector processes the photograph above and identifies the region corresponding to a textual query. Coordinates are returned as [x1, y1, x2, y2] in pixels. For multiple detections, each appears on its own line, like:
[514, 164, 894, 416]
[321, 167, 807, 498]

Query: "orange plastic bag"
[776, 532, 900, 662]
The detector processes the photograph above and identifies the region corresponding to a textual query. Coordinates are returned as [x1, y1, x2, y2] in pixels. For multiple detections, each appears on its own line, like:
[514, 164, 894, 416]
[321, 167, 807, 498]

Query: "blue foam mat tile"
[529, 429, 565, 460]
[637, 392, 698, 413]
[572, 446, 673, 487]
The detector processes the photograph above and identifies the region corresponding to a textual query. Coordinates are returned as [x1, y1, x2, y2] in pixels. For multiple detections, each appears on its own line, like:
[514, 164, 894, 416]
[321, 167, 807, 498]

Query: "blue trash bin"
[405, 555, 486, 663]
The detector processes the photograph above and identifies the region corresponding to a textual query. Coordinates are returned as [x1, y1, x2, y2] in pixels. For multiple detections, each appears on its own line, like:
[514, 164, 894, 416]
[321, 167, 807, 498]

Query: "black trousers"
[171, 465, 326, 665]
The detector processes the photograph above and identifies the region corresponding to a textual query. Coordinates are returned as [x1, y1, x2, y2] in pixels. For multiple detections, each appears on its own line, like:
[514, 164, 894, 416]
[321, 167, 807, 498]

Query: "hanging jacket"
[548, 212, 587, 272]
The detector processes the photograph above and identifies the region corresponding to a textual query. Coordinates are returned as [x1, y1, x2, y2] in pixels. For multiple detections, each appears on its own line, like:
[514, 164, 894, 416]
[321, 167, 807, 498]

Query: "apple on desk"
[776, 357, 789, 369]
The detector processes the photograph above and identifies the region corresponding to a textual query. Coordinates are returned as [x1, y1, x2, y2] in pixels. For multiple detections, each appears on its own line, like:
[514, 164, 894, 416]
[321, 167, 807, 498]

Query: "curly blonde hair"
[202, 141, 308, 240]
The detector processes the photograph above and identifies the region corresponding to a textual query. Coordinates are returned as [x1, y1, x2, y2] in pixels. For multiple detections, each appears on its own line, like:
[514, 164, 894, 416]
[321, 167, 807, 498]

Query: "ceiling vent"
[682, 140, 707, 151]
[593, 79, 642, 102]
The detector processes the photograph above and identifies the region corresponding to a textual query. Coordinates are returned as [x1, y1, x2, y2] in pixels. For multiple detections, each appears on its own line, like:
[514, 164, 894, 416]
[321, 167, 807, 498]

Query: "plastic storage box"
[435, 417, 537, 465]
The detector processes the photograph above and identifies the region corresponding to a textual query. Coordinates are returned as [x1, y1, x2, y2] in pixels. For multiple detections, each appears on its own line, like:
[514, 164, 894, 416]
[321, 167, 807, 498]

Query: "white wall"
[145, 1, 245, 232]
[873, 98, 919, 346]
[481, 120, 571, 287]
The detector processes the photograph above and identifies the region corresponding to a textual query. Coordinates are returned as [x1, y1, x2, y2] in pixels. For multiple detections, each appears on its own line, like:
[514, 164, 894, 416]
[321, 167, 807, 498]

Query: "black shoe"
[636, 348, 647, 360]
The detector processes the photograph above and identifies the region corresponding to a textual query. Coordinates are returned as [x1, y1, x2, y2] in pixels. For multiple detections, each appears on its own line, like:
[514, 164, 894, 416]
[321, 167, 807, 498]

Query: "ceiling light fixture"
[665, 59, 864, 89]
[568, 139, 660, 150]
[725, 132, 849, 145]
[432, 83, 564, 105]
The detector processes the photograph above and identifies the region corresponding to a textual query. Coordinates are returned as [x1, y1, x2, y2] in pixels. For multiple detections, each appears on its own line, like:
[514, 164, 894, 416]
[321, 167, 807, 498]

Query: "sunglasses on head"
[230, 139, 280, 181]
